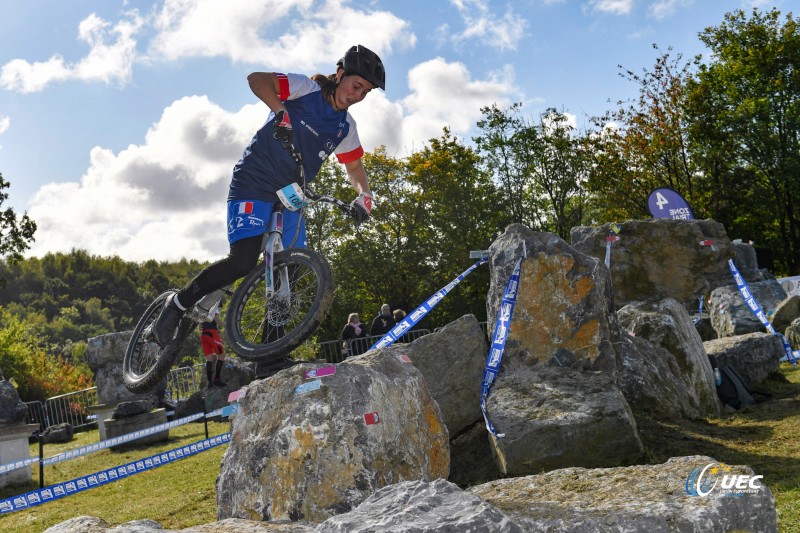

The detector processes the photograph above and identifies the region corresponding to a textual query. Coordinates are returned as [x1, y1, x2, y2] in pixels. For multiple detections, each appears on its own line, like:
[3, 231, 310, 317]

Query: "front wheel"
[123, 290, 196, 393]
[225, 249, 334, 361]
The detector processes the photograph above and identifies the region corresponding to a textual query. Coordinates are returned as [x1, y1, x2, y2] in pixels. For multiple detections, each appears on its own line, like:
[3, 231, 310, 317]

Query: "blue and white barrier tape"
[370, 258, 489, 350]
[728, 259, 797, 365]
[0, 410, 214, 475]
[480, 257, 523, 438]
[0, 433, 231, 514]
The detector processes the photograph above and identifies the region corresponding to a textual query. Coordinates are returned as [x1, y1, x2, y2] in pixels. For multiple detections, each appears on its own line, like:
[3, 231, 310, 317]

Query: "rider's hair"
[311, 72, 340, 106]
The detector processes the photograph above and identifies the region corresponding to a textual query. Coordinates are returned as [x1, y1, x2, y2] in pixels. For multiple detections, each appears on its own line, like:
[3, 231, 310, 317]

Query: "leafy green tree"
[586, 45, 700, 222]
[475, 104, 589, 239]
[686, 8, 800, 273]
[0, 173, 36, 280]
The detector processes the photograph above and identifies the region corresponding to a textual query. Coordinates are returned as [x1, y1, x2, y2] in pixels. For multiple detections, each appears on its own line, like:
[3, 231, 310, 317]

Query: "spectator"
[200, 311, 227, 388]
[370, 304, 396, 336]
[393, 309, 406, 322]
[341, 312, 369, 357]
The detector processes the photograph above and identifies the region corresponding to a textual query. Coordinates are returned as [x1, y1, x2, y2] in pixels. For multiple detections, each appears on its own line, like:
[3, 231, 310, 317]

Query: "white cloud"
[649, 0, 693, 20]
[25, 56, 517, 261]
[448, 0, 527, 51]
[0, 116, 9, 135]
[351, 57, 519, 155]
[587, 0, 634, 15]
[149, 0, 416, 71]
[0, 11, 143, 93]
[27, 96, 265, 262]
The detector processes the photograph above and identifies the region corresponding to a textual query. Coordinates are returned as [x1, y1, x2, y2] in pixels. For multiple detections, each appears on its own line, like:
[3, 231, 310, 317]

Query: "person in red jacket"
[200, 311, 227, 387]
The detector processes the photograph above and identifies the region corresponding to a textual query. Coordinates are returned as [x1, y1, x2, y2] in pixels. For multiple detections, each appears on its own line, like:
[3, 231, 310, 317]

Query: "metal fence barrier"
[24, 401, 46, 429]
[315, 329, 432, 364]
[166, 364, 203, 401]
[41, 387, 98, 432]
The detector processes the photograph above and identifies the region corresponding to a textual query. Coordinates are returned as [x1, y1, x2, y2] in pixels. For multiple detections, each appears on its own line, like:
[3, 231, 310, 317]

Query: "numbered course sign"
[647, 187, 694, 220]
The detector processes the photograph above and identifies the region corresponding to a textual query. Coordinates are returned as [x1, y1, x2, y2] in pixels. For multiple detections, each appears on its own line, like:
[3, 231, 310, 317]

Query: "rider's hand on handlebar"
[273, 109, 293, 148]
[350, 192, 373, 225]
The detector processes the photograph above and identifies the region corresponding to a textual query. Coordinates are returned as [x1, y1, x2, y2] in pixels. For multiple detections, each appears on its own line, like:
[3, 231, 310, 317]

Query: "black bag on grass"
[716, 365, 756, 409]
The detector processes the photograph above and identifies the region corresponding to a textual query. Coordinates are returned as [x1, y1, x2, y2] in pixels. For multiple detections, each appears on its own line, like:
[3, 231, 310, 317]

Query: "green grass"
[0, 420, 230, 533]
[0, 367, 799, 532]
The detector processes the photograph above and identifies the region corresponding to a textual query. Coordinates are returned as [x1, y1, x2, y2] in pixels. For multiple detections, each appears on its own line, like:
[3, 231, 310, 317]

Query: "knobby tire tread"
[225, 249, 334, 362]
[123, 290, 194, 393]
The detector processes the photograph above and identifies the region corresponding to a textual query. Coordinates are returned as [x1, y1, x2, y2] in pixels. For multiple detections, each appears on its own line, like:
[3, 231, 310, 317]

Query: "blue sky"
[0, 0, 786, 262]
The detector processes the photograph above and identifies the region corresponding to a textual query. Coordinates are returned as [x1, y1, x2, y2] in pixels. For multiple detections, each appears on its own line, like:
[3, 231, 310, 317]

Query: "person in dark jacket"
[369, 304, 396, 336]
[341, 312, 369, 357]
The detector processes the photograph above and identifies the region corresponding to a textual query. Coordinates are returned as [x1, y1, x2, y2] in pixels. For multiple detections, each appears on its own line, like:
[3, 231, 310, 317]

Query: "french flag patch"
[238, 202, 254, 215]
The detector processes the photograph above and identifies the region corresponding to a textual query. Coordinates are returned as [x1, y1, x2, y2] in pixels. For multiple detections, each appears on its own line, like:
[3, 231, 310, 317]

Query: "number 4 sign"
[647, 187, 695, 220]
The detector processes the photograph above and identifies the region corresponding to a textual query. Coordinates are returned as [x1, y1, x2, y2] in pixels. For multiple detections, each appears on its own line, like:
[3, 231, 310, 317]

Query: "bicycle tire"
[123, 290, 196, 393]
[225, 249, 334, 361]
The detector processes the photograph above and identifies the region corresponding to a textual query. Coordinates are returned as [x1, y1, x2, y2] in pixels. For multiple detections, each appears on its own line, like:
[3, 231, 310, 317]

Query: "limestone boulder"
[87, 331, 162, 405]
[470, 455, 776, 532]
[704, 332, 783, 387]
[0, 379, 28, 425]
[617, 298, 720, 418]
[216, 351, 449, 523]
[787, 318, 800, 348]
[485, 365, 642, 475]
[616, 333, 698, 419]
[487, 224, 621, 375]
[771, 294, 800, 334]
[385, 314, 487, 437]
[318, 479, 523, 532]
[709, 280, 787, 338]
[570, 219, 762, 310]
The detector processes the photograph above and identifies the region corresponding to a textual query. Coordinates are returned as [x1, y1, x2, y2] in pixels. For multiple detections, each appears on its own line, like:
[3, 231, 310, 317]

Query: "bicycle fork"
[263, 209, 290, 302]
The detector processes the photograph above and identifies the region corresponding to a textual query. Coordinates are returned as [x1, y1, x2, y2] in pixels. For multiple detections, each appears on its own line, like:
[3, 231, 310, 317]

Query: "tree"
[586, 46, 700, 222]
[0, 173, 36, 279]
[686, 8, 800, 273]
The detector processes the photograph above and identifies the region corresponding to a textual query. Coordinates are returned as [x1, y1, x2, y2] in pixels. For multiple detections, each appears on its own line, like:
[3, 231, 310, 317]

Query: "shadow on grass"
[635, 370, 800, 493]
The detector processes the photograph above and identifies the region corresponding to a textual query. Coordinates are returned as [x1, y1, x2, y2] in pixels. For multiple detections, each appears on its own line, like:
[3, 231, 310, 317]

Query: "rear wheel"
[123, 290, 195, 393]
[225, 249, 334, 361]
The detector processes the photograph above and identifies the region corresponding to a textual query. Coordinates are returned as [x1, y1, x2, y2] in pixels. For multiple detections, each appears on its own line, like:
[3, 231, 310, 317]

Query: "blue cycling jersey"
[229, 73, 363, 203]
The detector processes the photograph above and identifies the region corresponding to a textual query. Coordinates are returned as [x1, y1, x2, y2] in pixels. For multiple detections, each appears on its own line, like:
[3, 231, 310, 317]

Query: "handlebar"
[287, 143, 357, 218]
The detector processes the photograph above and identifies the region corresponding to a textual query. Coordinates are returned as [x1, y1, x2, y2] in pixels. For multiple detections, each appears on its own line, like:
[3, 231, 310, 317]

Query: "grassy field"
[0, 366, 798, 533]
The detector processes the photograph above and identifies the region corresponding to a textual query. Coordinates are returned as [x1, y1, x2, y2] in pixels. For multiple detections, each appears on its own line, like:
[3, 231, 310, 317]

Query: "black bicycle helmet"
[337, 45, 385, 91]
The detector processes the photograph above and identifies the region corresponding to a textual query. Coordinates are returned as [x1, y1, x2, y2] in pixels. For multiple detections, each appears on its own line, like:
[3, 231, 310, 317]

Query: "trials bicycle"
[123, 148, 358, 393]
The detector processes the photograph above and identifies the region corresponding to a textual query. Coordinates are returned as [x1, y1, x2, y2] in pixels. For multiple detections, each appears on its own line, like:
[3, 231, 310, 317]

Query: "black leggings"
[175, 234, 263, 308]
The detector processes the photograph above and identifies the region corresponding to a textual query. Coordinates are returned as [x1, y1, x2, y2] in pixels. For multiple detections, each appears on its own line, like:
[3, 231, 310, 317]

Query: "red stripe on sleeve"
[277, 74, 290, 100]
[336, 146, 365, 164]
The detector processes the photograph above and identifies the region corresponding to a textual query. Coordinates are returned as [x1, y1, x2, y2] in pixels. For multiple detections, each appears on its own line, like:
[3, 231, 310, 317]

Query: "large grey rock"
[617, 298, 720, 418]
[486, 365, 642, 475]
[88, 331, 162, 405]
[0, 379, 28, 425]
[42, 422, 74, 444]
[787, 318, 800, 348]
[771, 294, 800, 333]
[483, 225, 641, 474]
[42, 516, 111, 532]
[216, 351, 449, 523]
[709, 280, 788, 338]
[317, 479, 523, 532]
[704, 332, 783, 387]
[571, 219, 763, 310]
[385, 314, 487, 437]
[487, 224, 621, 376]
[616, 333, 698, 419]
[469, 455, 777, 532]
[86, 332, 132, 368]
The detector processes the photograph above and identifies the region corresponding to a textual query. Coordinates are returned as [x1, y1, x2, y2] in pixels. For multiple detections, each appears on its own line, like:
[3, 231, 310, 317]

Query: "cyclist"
[153, 44, 385, 347]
